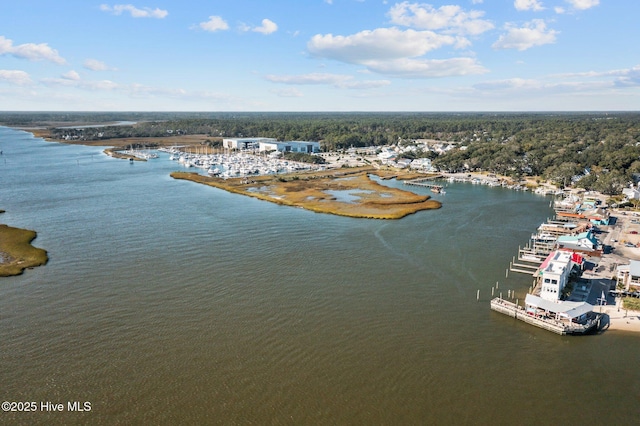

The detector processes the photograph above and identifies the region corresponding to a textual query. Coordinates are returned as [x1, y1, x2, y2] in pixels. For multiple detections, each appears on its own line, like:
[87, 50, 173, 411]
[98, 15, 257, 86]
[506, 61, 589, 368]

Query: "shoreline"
[598, 303, 640, 333]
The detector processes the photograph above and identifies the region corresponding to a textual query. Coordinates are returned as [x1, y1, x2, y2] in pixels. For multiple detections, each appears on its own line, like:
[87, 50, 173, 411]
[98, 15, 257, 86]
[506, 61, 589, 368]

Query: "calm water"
[1, 127, 638, 425]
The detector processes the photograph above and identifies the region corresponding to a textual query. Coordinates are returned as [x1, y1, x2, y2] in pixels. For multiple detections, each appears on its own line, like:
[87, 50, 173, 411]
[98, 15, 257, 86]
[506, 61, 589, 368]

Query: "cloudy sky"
[0, 0, 637, 111]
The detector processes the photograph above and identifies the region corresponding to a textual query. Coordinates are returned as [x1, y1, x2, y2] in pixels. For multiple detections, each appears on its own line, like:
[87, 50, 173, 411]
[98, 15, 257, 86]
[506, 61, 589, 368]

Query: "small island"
[171, 168, 442, 219]
[0, 214, 48, 277]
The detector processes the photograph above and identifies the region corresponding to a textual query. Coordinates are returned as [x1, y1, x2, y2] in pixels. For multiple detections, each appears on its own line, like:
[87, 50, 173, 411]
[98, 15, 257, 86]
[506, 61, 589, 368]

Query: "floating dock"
[490, 298, 601, 335]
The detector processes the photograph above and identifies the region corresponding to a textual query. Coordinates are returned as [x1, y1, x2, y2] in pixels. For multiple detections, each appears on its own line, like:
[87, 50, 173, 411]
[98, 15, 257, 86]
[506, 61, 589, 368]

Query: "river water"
[1, 127, 638, 425]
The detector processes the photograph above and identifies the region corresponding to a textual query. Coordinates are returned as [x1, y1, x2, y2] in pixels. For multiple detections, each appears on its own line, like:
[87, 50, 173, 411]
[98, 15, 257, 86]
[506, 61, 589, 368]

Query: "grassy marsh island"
[171, 168, 441, 219]
[0, 222, 48, 277]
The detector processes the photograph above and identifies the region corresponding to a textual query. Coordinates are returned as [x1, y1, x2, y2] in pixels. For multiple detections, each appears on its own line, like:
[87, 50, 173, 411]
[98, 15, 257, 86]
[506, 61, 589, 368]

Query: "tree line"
[2, 111, 639, 194]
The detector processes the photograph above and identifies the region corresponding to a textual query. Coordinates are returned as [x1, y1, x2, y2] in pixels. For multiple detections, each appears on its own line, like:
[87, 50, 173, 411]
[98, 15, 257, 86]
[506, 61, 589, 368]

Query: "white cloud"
[566, 0, 599, 10]
[514, 0, 545, 12]
[307, 27, 486, 78]
[99, 4, 168, 19]
[265, 72, 391, 89]
[474, 78, 541, 91]
[253, 19, 278, 35]
[472, 77, 612, 96]
[543, 64, 640, 88]
[0, 36, 65, 64]
[388, 3, 494, 36]
[0, 70, 32, 86]
[551, 67, 632, 79]
[62, 70, 81, 81]
[471, 64, 640, 101]
[554, 7, 566, 13]
[41, 76, 120, 91]
[84, 59, 115, 71]
[615, 66, 640, 87]
[308, 28, 456, 63]
[37, 75, 241, 104]
[364, 57, 487, 78]
[198, 16, 229, 32]
[492, 19, 558, 51]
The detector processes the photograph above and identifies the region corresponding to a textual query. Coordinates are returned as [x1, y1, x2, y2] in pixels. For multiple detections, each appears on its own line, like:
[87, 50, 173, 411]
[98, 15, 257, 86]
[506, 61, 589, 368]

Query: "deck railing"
[490, 298, 599, 335]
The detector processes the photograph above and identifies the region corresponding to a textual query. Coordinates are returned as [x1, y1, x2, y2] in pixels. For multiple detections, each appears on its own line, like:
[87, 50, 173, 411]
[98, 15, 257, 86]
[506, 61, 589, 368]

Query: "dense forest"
[2, 111, 639, 194]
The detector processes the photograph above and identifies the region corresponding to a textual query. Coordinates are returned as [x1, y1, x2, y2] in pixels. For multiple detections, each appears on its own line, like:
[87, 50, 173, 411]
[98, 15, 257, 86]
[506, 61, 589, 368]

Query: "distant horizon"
[1, 1, 638, 111]
[1, 110, 640, 115]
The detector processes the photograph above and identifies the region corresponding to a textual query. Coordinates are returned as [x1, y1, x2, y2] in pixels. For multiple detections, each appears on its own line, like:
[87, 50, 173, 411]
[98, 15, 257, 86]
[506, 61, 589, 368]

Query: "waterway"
[0, 127, 638, 425]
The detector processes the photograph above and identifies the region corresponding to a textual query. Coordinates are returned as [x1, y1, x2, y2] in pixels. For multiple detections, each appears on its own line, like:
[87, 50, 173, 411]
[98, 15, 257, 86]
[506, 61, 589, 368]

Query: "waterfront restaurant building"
[538, 250, 583, 302]
[524, 294, 593, 323]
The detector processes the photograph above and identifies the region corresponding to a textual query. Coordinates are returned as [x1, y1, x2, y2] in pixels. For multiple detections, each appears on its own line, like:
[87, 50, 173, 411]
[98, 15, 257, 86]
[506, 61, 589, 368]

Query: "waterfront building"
[259, 140, 320, 154]
[223, 137, 277, 150]
[223, 138, 321, 154]
[538, 250, 583, 301]
[409, 158, 436, 172]
[616, 259, 640, 292]
[524, 294, 594, 323]
[556, 231, 599, 252]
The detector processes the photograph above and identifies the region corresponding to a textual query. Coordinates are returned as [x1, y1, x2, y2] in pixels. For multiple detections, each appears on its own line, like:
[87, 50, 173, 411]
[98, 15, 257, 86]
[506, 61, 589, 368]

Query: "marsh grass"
[171, 168, 441, 219]
[0, 224, 48, 277]
[104, 148, 146, 161]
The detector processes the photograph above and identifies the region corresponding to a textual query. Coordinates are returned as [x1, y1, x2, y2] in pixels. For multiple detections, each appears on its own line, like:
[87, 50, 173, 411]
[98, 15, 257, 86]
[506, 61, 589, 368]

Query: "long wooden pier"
[490, 298, 600, 335]
[404, 178, 441, 188]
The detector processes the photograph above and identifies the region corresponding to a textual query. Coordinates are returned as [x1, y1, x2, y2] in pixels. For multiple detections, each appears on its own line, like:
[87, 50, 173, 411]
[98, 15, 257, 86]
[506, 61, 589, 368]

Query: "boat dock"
[490, 298, 601, 335]
[509, 252, 543, 275]
[404, 178, 444, 193]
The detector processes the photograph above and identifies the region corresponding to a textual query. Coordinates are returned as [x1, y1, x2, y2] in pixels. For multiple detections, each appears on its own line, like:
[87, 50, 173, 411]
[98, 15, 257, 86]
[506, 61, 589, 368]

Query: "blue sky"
[0, 0, 638, 111]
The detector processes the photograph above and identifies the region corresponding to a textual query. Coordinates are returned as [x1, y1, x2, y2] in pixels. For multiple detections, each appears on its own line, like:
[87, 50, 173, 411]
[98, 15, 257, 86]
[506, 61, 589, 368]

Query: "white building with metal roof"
[259, 140, 320, 154]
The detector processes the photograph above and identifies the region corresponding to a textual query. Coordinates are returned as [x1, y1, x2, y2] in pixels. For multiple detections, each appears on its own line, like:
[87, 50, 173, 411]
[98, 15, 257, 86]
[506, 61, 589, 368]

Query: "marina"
[162, 147, 323, 178]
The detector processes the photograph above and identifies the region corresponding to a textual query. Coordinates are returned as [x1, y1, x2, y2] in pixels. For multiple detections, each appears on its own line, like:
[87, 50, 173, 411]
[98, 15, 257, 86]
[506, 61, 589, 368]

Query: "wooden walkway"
[403, 177, 444, 192]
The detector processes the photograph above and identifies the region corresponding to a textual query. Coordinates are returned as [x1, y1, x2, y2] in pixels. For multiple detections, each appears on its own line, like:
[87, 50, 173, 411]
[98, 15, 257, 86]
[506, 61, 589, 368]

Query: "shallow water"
[1, 127, 638, 425]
